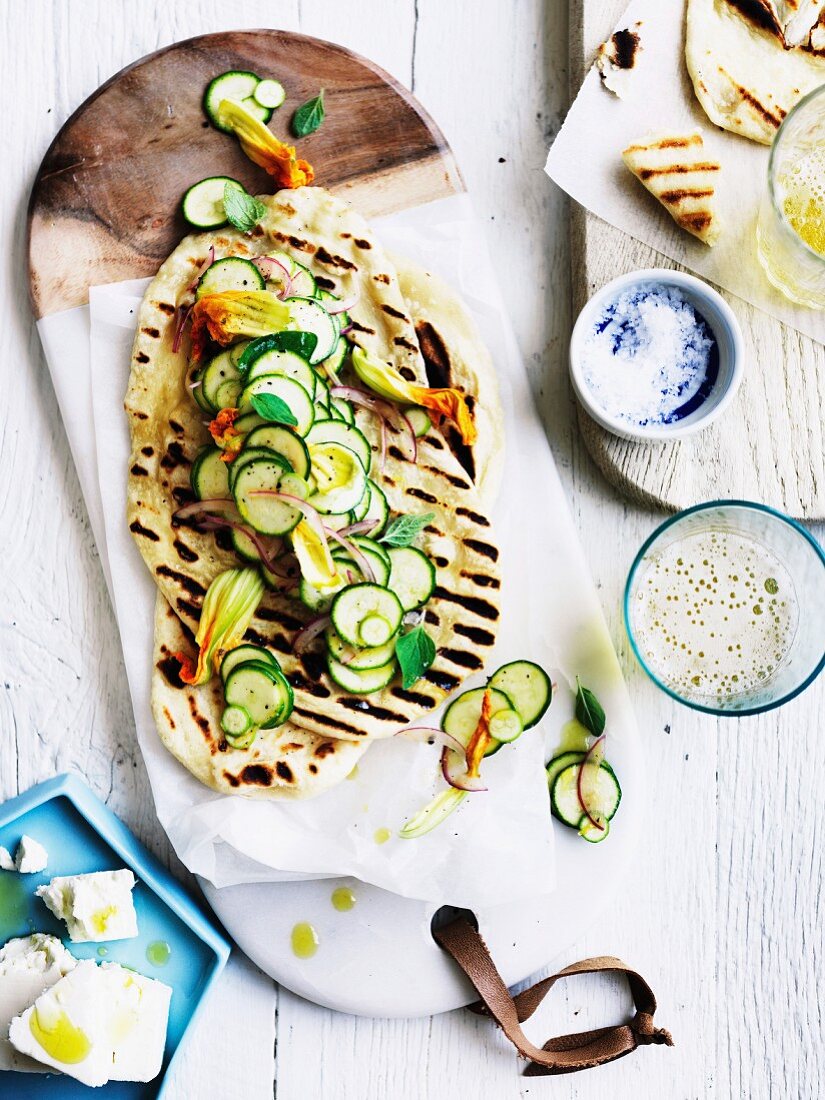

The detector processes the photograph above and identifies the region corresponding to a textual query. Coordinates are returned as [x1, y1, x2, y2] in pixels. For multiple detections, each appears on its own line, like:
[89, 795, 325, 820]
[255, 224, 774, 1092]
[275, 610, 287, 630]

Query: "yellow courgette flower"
[190, 291, 292, 360]
[351, 346, 477, 446]
[175, 568, 264, 685]
[215, 99, 314, 189]
[291, 520, 339, 590]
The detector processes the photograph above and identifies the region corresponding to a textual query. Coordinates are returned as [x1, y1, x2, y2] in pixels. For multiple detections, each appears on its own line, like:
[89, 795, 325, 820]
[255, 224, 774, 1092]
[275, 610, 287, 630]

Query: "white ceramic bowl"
[569, 268, 744, 442]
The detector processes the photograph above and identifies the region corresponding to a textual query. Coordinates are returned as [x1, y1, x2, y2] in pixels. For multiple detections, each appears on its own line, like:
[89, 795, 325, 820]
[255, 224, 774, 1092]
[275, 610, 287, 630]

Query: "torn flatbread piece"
[622, 131, 722, 245]
[686, 0, 825, 145]
[596, 23, 643, 98]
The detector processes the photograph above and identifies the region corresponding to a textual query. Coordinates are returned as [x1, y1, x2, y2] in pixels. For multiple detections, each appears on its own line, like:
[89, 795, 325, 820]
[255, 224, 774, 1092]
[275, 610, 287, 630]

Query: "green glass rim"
[623, 499, 825, 717]
[768, 83, 825, 266]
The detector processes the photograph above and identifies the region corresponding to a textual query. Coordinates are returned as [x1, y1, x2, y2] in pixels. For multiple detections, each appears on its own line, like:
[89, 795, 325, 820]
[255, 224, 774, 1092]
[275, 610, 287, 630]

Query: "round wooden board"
[569, 0, 825, 522]
[28, 28, 463, 319]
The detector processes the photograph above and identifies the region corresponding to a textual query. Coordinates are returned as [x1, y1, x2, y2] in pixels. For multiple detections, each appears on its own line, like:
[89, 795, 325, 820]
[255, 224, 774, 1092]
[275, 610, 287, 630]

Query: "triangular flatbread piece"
[622, 131, 722, 246]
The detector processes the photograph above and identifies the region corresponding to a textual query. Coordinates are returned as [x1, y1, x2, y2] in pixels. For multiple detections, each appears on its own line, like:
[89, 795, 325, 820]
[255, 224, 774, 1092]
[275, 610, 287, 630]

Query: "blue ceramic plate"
[0, 774, 230, 1098]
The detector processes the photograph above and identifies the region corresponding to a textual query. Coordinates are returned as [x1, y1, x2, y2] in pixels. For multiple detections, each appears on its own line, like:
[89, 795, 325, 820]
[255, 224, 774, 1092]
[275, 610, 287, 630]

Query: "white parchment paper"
[38, 193, 637, 910]
[545, 0, 825, 345]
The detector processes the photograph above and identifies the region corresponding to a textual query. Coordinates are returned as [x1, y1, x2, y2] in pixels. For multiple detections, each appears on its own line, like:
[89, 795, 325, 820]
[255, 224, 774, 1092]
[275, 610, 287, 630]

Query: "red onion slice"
[441, 747, 488, 792]
[323, 527, 375, 582]
[294, 614, 331, 652]
[186, 245, 216, 294]
[399, 727, 467, 757]
[254, 255, 293, 298]
[339, 520, 381, 537]
[577, 735, 607, 831]
[172, 303, 194, 353]
[329, 386, 417, 462]
[173, 497, 237, 521]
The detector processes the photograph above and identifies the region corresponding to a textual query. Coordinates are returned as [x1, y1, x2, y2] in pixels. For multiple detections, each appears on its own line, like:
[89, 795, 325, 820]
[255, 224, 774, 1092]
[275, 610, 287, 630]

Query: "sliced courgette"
[181, 176, 242, 230]
[221, 644, 281, 681]
[246, 349, 316, 399]
[405, 408, 432, 438]
[386, 546, 436, 611]
[283, 297, 338, 363]
[233, 457, 303, 535]
[307, 442, 367, 515]
[253, 79, 286, 109]
[321, 336, 348, 378]
[191, 446, 231, 500]
[305, 419, 371, 471]
[204, 71, 270, 132]
[360, 481, 389, 537]
[550, 763, 621, 827]
[488, 660, 552, 730]
[223, 659, 294, 729]
[196, 257, 265, 299]
[238, 375, 315, 436]
[245, 425, 310, 478]
[441, 686, 515, 758]
[201, 350, 241, 409]
[545, 750, 586, 791]
[324, 625, 397, 671]
[330, 583, 403, 648]
[221, 704, 254, 737]
[326, 654, 397, 694]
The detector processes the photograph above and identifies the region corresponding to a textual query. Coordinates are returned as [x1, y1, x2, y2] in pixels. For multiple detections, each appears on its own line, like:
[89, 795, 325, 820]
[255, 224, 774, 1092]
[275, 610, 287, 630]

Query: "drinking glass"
[756, 84, 825, 308]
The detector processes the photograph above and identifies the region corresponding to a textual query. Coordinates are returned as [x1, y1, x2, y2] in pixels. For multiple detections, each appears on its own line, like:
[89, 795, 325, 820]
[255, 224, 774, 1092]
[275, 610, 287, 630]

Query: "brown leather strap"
[434, 916, 673, 1076]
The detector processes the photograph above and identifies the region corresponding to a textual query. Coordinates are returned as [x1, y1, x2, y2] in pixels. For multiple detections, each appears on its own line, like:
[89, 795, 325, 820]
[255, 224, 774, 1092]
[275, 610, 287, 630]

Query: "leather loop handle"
[434, 916, 673, 1076]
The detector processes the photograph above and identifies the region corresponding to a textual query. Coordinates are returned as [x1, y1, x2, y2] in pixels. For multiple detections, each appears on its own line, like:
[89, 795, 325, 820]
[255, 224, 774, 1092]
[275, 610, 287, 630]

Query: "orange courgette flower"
[208, 408, 243, 458]
[175, 568, 264, 685]
[351, 346, 477, 446]
[190, 290, 292, 361]
[215, 99, 314, 189]
[465, 689, 494, 778]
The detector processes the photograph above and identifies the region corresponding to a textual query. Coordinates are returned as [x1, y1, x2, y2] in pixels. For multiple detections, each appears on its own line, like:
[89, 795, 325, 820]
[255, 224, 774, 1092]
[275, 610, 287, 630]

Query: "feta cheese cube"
[15, 835, 49, 874]
[7, 959, 171, 1087]
[0, 934, 77, 1073]
[36, 869, 138, 942]
[103, 963, 172, 1083]
[0, 846, 14, 871]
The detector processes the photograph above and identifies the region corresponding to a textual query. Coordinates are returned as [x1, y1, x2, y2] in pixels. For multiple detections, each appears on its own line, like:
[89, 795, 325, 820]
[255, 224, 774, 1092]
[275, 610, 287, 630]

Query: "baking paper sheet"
[545, 0, 825, 345]
[39, 193, 637, 910]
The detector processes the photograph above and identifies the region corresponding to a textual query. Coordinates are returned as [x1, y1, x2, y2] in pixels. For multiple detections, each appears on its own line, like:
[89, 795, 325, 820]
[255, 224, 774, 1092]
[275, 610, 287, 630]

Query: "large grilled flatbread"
[126, 186, 503, 757]
[686, 0, 825, 145]
[622, 132, 722, 245]
[151, 593, 367, 798]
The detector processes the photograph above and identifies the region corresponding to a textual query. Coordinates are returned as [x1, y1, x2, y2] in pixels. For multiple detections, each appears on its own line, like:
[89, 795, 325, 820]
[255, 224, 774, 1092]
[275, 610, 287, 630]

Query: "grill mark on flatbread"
[315, 275, 336, 290]
[270, 230, 314, 253]
[169, 419, 185, 434]
[456, 506, 489, 526]
[719, 67, 785, 127]
[177, 598, 201, 620]
[156, 655, 184, 688]
[141, 326, 160, 338]
[222, 772, 241, 787]
[423, 668, 461, 692]
[433, 585, 499, 621]
[171, 486, 196, 506]
[255, 606, 305, 632]
[187, 694, 213, 742]
[242, 764, 273, 786]
[725, 0, 784, 35]
[421, 464, 471, 490]
[659, 188, 715, 203]
[415, 319, 478, 482]
[638, 163, 720, 179]
[625, 135, 702, 152]
[392, 686, 439, 707]
[315, 246, 357, 270]
[354, 238, 372, 250]
[394, 337, 418, 352]
[349, 320, 376, 335]
[399, 366, 416, 381]
[275, 762, 294, 782]
[338, 698, 410, 722]
[292, 706, 369, 736]
[454, 622, 496, 646]
[407, 487, 438, 504]
[141, 446, 154, 457]
[130, 520, 160, 541]
[314, 742, 337, 758]
[135, 351, 150, 364]
[131, 464, 148, 477]
[173, 538, 198, 563]
[460, 570, 501, 589]
[287, 670, 332, 699]
[160, 441, 190, 471]
[439, 647, 484, 670]
[382, 304, 408, 320]
[156, 565, 206, 598]
[463, 537, 499, 561]
[424, 609, 440, 626]
[156, 302, 176, 315]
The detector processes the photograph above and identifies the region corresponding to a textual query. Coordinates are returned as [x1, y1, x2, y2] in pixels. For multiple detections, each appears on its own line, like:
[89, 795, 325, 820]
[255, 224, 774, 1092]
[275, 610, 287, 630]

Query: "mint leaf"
[380, 512, 435, 548]
[223, 182, 267, 233]
[575, 678, 606, 737]
[250, 392, 298, 426]
[291, 90, 325, 137]
[396, 626, 436, 689]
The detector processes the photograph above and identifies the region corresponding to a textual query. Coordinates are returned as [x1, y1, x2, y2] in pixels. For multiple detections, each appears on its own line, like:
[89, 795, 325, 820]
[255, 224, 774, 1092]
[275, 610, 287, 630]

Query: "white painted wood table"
[2, 2, 823, 1098]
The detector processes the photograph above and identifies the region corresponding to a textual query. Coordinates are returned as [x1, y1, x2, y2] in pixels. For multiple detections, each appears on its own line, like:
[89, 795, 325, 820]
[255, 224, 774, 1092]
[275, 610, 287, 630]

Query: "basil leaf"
[250, 392, 298, 427]
[223, 182, 267, 233]
[380, 512, 435, 548]
[291, 90, 325, 137]
[238, 331, 319, 373]
[575, 678, 606, 737]
[396, 626, 436, 689]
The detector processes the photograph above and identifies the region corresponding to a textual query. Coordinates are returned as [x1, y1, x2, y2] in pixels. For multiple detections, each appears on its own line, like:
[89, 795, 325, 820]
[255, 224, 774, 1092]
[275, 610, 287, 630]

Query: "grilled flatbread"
[152, 594, 367, 798]
[127, 186, 503, 775]
[622, 132, 722, 245]
[686, 0, 825, 145]
[596, 23, 643, 98]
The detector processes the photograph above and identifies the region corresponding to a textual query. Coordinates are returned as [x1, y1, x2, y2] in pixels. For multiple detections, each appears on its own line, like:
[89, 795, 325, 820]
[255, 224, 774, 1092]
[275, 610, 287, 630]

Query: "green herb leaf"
[291, 90, 325, 137]
[380, 512, 435, 548]
[237, 331, 319, 373]
[223, 182, 267, 233]
[575, 677, 606, 737]
[250, 392, 298, 427]
[396, 626, 436, 689]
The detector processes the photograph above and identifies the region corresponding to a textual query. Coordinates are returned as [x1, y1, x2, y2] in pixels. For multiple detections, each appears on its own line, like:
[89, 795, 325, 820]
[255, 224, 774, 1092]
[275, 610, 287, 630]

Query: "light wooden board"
[3, 2, 824, 1098]
[570, 0, 825, 521]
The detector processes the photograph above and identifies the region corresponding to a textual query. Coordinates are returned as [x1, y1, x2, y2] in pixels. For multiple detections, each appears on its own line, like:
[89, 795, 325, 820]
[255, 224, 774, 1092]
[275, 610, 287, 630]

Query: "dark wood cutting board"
[28, 29, 463, 318]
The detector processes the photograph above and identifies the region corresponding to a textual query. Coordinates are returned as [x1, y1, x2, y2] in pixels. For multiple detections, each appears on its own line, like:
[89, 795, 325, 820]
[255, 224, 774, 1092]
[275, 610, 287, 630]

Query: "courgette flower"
[291, 519, 339, 590]
[190, 291, 292, 361]
[351, 346, 477, 446]
[175, 567, 264, 685]
[215, 99, 314, 189]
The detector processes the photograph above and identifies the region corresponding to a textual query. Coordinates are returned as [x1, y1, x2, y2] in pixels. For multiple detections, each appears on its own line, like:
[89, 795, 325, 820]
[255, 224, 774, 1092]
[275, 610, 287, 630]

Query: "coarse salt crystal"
[581, 285, 716, 427]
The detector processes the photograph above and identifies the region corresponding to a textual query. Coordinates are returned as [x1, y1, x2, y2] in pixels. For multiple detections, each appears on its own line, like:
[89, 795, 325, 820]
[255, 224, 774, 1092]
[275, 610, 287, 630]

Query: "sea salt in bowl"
[569, 269, 744, 442]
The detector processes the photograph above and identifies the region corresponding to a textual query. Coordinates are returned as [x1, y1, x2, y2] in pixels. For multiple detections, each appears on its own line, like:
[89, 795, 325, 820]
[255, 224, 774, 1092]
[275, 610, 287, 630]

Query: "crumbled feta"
[36, 869, 138, 942]
[8, 959, 171, 1087]
[0, 846, 14, 871]
[15, 835, 49, 874]
[0, 934, 77, 1074]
